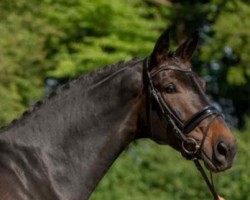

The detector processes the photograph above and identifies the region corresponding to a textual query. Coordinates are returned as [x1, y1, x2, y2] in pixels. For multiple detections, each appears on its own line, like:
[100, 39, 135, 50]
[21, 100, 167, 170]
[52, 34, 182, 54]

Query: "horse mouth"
[201, 151, 232, 173]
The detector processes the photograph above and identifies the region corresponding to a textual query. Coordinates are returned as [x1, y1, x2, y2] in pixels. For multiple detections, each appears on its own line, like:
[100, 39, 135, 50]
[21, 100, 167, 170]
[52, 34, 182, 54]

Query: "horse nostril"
[217, 141, 228, 157]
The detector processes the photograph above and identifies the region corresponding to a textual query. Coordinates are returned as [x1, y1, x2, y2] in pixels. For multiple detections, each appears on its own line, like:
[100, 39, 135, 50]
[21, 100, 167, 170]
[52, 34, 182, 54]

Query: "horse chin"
[201, 152, 232, 173]
[201, 154, 220, 173]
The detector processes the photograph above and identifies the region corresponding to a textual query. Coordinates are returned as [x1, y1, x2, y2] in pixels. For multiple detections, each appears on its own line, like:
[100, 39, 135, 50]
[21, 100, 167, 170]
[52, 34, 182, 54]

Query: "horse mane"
[0, 57, 142, 132]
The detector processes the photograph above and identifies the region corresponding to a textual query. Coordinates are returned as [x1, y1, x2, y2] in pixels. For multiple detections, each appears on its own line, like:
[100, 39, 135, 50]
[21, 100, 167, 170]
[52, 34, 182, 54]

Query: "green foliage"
[0, 0, 170, 126]
[91, 123, 250, 200]
[201, 0, 250, 85]
[91, 141, 210, 200]
[0, 0, 48, 124]
[1, 0, 250, 126]
[0, 1, 250, 199]
[198, 0, 250, 126]
[42, 0, 168, 77]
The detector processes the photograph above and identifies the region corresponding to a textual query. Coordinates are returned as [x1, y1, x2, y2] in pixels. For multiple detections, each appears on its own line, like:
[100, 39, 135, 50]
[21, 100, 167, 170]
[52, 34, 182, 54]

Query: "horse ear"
[175, 31, 199, 63]
[149, 28, 170, 71]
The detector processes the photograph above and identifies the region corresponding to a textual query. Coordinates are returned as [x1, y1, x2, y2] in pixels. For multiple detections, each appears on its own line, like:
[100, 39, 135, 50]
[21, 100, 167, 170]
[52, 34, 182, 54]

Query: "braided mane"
[0, 58, 141, 132]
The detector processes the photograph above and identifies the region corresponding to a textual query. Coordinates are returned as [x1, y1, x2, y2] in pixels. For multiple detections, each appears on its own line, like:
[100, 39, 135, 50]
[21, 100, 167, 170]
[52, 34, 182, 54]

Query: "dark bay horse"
[0, 29, 236, 200]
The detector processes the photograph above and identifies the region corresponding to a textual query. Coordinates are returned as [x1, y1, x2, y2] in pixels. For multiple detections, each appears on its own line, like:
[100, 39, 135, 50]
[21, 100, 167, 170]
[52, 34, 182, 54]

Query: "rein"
[143, 58, 222, 200]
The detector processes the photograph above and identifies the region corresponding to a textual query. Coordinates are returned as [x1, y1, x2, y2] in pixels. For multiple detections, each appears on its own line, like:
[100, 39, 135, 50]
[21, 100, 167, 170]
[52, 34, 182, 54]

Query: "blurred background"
[0, 0, 249, 199]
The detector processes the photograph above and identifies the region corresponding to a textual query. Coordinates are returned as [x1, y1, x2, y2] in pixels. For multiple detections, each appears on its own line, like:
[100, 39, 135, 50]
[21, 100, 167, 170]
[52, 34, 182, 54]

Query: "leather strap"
[142, 57, 221, 200]
[184, 105, 222, 134]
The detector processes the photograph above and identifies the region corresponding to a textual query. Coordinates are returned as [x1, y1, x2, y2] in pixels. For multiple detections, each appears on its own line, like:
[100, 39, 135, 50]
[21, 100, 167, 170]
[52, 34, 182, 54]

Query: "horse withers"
[0, 29, 236, 200]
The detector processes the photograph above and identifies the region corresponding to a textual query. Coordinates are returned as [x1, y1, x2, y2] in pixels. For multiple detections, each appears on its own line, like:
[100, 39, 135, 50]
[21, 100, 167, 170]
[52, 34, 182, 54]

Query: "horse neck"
[0, 60, 144, 200]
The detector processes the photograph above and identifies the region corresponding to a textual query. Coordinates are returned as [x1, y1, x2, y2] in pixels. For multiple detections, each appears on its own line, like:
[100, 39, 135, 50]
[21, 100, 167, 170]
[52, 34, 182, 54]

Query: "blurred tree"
[148, 0, 250, 128]
[1, 0, 249, 127]
[0, 0, 170, 126]
[42, 0, 169, 77]
[200, 0, 250, 127]
[0, 1, 250, 199]
[91, 127, 250, 200]
[0, 0, 48, 124]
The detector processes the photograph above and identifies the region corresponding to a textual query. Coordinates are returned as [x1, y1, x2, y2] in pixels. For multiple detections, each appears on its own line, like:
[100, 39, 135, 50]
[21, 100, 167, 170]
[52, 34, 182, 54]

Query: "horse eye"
[164, 83, 177, 93]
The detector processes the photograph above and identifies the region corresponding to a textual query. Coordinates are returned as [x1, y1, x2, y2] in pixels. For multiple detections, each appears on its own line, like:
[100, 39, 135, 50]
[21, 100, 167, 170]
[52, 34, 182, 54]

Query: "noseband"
[143, 58, 222, 200]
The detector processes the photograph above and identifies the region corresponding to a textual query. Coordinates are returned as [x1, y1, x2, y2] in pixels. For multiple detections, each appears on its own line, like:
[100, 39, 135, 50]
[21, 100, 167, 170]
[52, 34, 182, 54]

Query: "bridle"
[143, 58, 222, 200]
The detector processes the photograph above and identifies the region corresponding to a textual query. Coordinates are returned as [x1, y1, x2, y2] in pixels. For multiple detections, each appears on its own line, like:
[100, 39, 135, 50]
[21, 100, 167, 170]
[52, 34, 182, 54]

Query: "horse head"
[142, 29, 237, 173]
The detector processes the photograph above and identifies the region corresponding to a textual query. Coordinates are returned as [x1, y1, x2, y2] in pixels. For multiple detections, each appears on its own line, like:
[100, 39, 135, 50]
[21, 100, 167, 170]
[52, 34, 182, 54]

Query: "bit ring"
[182, 137, 200, 155]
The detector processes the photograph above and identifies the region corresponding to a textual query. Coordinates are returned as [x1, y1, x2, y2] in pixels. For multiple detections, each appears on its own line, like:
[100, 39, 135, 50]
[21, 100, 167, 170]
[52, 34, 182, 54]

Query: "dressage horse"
[0, 29, 236, 200]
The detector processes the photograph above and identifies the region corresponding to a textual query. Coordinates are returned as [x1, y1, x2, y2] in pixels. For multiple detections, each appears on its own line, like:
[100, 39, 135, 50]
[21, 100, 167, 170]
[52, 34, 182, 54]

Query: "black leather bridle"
[143, 58, 222, 200]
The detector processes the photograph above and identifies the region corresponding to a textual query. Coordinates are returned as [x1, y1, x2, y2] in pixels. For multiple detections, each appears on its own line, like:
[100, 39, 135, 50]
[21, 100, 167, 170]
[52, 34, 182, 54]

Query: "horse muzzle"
[201, 124, 237, 172]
